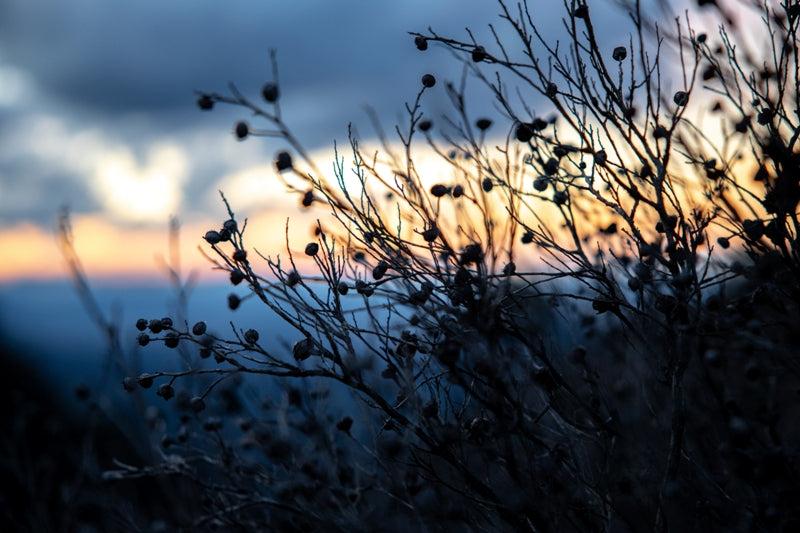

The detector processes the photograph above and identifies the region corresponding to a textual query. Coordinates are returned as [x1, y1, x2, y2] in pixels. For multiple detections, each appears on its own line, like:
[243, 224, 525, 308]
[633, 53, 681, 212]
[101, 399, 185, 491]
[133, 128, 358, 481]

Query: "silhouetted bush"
[62, 1, 800, 531]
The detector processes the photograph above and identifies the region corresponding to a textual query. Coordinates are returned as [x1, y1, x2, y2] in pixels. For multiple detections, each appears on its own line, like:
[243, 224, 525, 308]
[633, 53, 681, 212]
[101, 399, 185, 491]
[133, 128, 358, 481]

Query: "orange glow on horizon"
[0, 208, 324, 284]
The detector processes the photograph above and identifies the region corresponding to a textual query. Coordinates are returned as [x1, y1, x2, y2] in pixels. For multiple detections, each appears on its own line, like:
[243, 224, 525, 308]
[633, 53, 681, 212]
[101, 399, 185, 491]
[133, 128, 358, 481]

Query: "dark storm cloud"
[0, 0, 646, 228]
[0, 1, 502, 120]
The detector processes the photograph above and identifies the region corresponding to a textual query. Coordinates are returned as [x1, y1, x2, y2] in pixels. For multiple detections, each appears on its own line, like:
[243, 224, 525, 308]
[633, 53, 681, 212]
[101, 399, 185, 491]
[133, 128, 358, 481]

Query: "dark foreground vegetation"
[7, 0, 800, 531]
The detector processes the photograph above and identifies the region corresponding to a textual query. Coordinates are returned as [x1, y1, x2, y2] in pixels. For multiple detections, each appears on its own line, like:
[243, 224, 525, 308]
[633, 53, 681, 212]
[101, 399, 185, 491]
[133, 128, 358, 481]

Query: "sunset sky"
[1, 0, 739, 373]
[0, 0, 713, 283]
[0, 0, 520, 283]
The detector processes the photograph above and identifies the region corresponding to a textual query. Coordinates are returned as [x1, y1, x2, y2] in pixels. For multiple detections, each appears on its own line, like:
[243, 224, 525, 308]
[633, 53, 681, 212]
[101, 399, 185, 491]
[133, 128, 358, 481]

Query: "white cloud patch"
[91, 142, 188, 224]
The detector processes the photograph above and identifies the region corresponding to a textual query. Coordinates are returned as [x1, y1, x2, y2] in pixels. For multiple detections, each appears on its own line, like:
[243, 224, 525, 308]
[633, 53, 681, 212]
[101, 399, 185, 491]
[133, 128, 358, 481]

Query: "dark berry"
[275, 151, 293, 172]
[160, 317, 173, 329]
[414, 35, 428, 50]
[192, 322, 207, 336]
[422, 227, 439, 242]
[418, 119, 432, 132]
[233, 249, 247, 262]
[244, 329, 259, 344]
[148, 319, 163, 334]
[544, 157, 559, 175]
[475, 118, 492, 130]
[372, 261, 389, 280]
[673, 91, 689, 106]
[452, 185, 464, 198]
[482, 177, 493, 192]
[197, 94, 214, 110]
[337, 282, 349, 295]
[228, 293, 241, 310]
[286, 270, 301, 287]
[471, 46, 487, 62]
[594, 150, 607, 165]
[230, 269, 244, 285]
[430, 184, 448, 197]
[223, 219, 237, 232]
[302, 190, 314, 207]
[137, 333, 150, 346]
[612, 46, 627, 61]
[305, 242, 319, 256]
[533, 176, 549, 191]
[123, 377, 137, 392]
[164, 333, 179, 349]
[204, 230, 221, 245]
[421, 74, 436, 88]
[235, 121, 249, 139]
[137, 374, 153, 389]
[261, 82, 279, 102]
[136, 318, 148, 331]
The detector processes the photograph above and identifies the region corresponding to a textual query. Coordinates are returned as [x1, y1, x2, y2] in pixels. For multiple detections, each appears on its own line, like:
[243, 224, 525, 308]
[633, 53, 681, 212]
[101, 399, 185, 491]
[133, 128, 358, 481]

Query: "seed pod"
[261, 82, 279, 102]
[148, 319, 163, 334]
[337, 282, 349, 295]
[673, 91, 689, 106]
[544, 158, 559, 175]
[421, 74, 436, 88]
[233, 249, 247, 262]
[137, 333, 150, 346]
[554, 190, 568, 205]
[422, 227, 439, 242]
[612, 46, 627, 61]
[482, 177, 493, 192]
[228, 293, 241, 310]
[372, 260, 389, 280]
[471, 46, 487, 62]
[136, 318, 148, 331]
[164, 333, 179, 349]
[305, 242, 319, 256]
[286, 270, 301, 287]
[430, 184, 448, 197]
[356, 280, 374, 297]
[137, 374, 154, 389]
[545, 82, 558, 97]
[275, 151, 293, 172]
[230, 269, 244, 285]
[197, 94, 214, 110]
[204, 230, 222, 244]
[716, 236, 730, 249]
[452, 185, 464, 198]
[414, 35, 428, 50]
[515, 122, 534, 142]
[594, 150, 607, 165]
[653, 125, 669, 139]
[521, 231, 534, 244]
[293, 338, 313, 361]
[533, 176, 549, 191]
[532, 118, 548, 131]
[244, 329, 259, 344]
[157, 383, 175, 401]
[192, 321, 207, 336]
[123, 377, 137, 392]
[573, 5, 588, 18]
[418, 119, 432, 132]
[302, 189, 314, 207]
[235, 121, 249, 139]
[475, 118, 492, 130]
